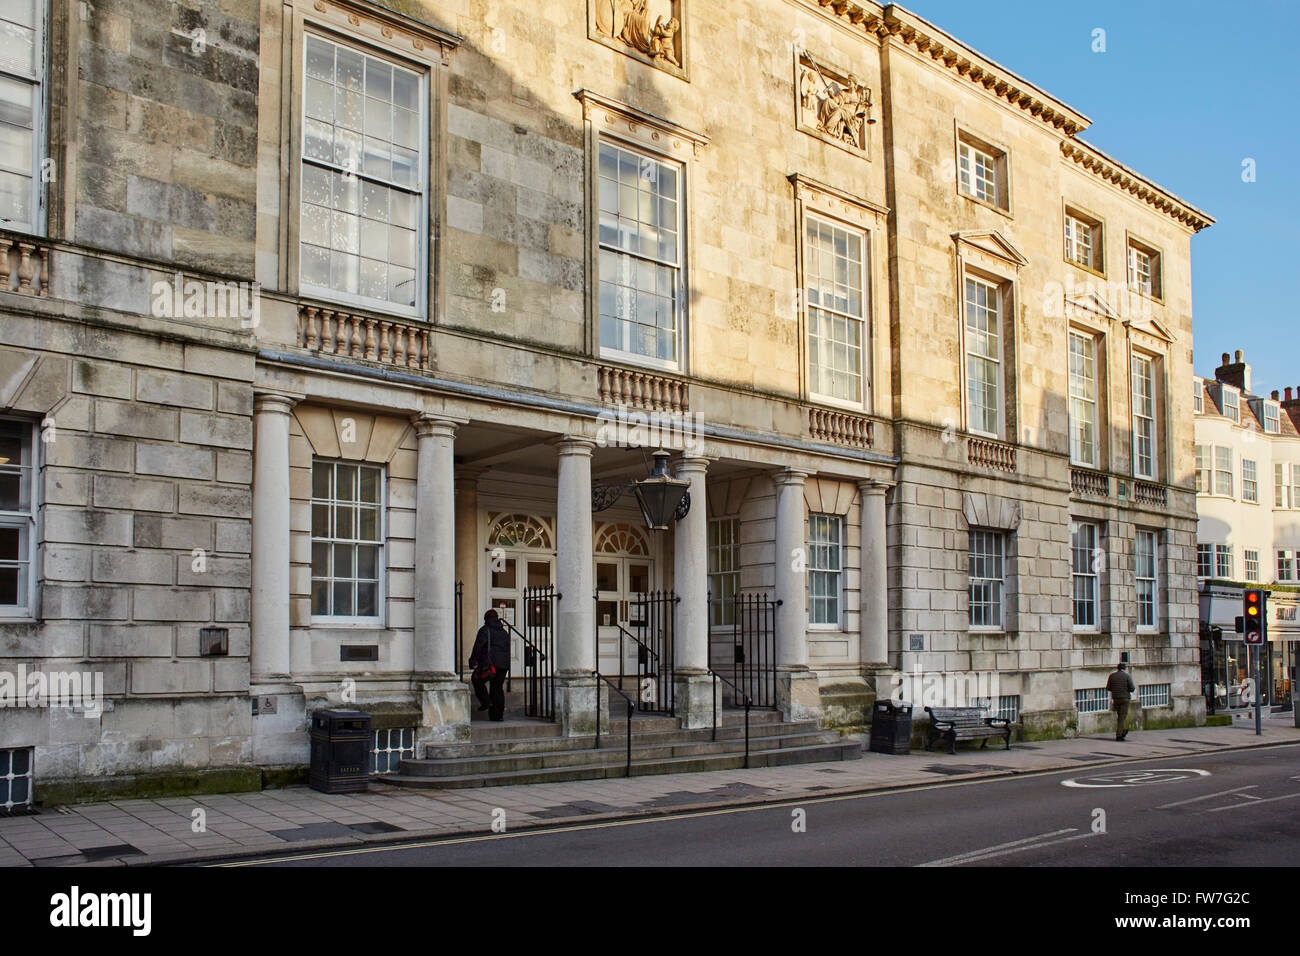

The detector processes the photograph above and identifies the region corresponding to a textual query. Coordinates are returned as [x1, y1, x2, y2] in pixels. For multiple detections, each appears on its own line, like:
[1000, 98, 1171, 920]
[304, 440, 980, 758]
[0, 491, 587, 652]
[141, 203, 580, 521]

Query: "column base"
[776, 669, 822, 723]
[417, 677, 472, 747]
[555, 673, 607, 737]
[673, 672, 716, 730]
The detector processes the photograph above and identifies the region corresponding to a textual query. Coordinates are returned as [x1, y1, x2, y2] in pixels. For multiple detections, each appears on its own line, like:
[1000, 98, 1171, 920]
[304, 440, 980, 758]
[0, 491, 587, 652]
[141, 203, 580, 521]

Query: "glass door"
[595, 557, 652, 680]
[487, 552, 554, 673]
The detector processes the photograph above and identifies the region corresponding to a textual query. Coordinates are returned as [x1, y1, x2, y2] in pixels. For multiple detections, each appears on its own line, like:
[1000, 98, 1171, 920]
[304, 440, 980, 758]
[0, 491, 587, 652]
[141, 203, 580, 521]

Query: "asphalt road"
[216, 743, 1300, 867]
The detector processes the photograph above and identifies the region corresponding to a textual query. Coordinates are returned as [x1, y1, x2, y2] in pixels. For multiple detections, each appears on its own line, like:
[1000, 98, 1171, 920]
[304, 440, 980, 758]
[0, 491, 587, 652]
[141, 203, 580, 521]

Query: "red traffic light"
[1247, 592, 1259, 603]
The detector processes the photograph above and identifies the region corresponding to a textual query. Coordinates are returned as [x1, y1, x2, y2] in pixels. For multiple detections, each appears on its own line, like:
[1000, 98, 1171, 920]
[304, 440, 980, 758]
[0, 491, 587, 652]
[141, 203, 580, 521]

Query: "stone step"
[465, 719, 564, 742]
[386, 740, 863, 789]
[435, 717, 824, 758]
[408, 730, 845, 776]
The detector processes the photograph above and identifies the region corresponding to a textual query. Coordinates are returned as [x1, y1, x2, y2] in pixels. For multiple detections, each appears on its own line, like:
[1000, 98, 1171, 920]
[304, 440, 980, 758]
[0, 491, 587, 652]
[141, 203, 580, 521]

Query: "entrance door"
[595, 557, 652, 682]
[487, 553, 554, 674]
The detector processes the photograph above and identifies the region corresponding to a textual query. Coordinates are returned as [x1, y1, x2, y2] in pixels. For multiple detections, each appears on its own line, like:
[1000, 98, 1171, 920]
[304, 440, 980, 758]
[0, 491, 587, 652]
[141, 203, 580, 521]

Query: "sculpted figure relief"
[800, 55, 872, 151]
[595, 0, 681, 68]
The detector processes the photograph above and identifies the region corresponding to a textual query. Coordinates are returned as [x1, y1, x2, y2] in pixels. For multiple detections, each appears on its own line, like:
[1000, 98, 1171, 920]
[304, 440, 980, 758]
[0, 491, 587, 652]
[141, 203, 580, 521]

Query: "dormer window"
[1263, 402, 1280, 434]
[1221, 387, 1239, 423]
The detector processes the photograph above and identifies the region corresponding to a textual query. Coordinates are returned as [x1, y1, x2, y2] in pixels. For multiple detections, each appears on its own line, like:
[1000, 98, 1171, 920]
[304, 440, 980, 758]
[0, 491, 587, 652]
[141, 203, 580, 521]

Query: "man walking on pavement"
[1107, 660, 1136, 741]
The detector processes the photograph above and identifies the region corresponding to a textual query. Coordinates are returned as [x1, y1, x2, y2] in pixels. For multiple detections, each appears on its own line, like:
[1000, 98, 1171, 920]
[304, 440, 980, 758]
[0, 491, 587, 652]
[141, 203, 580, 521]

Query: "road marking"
[935, 831, 1098, 866]
[1156, 786, 1257, 809]
[210, 743, 1300, 866]
[1206, 791, 1300, 813]
[1062, 768, 1210, 788]
[917, 828, 1077, 867]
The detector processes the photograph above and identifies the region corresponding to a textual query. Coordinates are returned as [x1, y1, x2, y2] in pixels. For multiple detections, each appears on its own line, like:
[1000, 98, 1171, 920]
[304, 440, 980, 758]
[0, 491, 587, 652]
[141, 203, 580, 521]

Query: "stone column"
[250, 392, 305, 766]
[251, 393, 297, 685]
[454, 467, 484, 676]
[773, 468, 820, 721]
[554, 438, 602, 735]
[673, 457, 712, 728]
[414, 416, 470, 744]
[859, 478, 894, 712]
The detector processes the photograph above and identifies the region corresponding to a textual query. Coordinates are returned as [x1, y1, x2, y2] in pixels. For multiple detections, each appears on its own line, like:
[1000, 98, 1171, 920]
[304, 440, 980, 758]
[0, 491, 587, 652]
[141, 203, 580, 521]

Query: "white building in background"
[1195, 350, 1300, 709]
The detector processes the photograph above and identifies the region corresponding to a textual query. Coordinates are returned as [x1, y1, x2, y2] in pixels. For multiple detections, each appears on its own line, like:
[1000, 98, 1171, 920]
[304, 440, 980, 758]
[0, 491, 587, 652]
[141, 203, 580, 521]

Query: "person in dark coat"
[469, 609, 511, 721]
[1107, 661, 1136, 741]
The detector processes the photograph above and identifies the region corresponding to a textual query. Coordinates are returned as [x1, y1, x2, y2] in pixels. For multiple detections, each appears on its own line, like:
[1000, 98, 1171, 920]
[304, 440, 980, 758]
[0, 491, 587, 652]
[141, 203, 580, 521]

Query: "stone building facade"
[0, 0, 1212, 801]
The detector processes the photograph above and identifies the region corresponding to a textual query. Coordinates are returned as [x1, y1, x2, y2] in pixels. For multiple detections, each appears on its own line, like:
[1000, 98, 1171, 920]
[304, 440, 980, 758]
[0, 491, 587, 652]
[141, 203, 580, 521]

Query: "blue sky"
[904, 0, 1300, 396]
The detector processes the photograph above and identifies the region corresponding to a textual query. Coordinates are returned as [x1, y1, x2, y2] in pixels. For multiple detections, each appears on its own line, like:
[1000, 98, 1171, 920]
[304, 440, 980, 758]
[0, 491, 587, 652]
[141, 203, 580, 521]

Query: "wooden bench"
[925, 706, 1011, 754]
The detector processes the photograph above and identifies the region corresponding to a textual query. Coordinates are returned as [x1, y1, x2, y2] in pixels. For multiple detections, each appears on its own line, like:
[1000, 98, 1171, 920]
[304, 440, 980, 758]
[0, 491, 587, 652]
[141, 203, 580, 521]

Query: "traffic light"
[1243, 589, 1266, 644]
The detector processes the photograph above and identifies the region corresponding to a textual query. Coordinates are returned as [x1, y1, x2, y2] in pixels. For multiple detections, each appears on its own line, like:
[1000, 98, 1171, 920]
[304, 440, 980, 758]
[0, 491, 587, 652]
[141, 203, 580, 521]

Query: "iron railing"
[454, 580, 464, 680]
[630, 590, 677, 715]
[731, 592, 780, 709]
[593, 671, 635, 778]
[499, 584, 558, 720]
[709, 669, 752, 769]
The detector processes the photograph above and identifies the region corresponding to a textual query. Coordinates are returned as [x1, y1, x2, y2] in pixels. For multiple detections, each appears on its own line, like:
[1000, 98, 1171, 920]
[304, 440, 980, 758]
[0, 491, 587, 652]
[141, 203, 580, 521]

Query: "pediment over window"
[1064, 290, 1119, 321]
[952, 230, 1029, 270]
[1123, 316, 1176, 345]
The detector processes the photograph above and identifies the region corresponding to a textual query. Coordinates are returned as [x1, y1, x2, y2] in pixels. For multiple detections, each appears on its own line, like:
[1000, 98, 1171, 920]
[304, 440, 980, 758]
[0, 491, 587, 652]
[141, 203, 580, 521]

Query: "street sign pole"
[1255, 644, 1262, 736]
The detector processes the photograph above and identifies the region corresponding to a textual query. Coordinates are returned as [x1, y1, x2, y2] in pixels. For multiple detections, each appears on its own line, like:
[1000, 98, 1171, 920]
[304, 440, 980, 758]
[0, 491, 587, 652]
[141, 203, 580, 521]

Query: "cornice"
[308, 0, 462, 60]
[1060, 139, 1215, 233]
[794, 1, 1090, 137]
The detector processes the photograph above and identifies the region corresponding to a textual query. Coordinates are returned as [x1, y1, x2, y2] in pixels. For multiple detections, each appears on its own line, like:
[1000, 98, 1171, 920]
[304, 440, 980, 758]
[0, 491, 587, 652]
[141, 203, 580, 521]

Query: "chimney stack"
[1282, 386, 1300, 432]
[1214, 349, 1251, 393]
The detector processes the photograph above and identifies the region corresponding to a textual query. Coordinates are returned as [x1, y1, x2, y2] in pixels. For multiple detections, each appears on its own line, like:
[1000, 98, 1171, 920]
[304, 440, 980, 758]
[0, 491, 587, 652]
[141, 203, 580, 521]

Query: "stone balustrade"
[297, 304, 429, 369]
[0, 234, 51, 296]
[598, 365, 689, 412]
[1134, 480, 1167, 507]
[1070, 468, 1110, 498]
[808, 407, 873, 448]
[966, 435, 1016, 472]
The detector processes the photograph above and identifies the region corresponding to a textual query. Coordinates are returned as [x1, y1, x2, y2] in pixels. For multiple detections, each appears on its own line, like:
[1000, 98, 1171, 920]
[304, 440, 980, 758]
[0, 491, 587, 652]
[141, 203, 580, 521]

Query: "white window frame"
[968, 529, 1005, 631]
[1195, 444, 1210, 494]
[1126, 239, 1161, 298]
[1071, 521, 1099, 632]
[1278, 550, 1296, 583]
[707, 517, 740, 629]
[1136, 530, 1158, 632]
[1068, 330, 1099, 467]
[963, 274, 1004, 439]
[804, 212, 868, 407]
[1275, 462, 1287, 509]
[1244, 549, 1260, 583]
[597, 138, 686, 372]
[1131, 353, 1156, 480]
[1193, 379, 1203, 414]
[806, 513, 843, 628]
[1064, 210, 1100, 272]
[1074, 687, 1111, 715]
[1214, 544, 1232, 580]
[0, 419, 37, 618]
[1292, 464, 1300, 511]
[1196, 543, 1212, 579]
[958, 140, 998, 205]
[0, 0, 46, 235]
[1243, 459, 1258, 503]
[310, 458, 386, 626]
[1137, 683, 1170, 709]
[1214, 446, 1233, 498]
[298, 31, 430, 318]
[1263, 403, 1280, 434]
[1221, 387, 1239, 423]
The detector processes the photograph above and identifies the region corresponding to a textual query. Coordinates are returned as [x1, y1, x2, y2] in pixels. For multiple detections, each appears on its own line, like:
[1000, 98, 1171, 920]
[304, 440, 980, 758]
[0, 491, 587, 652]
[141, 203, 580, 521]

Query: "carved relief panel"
[796, 50, 873, 158]
[590, 0, 686, 79]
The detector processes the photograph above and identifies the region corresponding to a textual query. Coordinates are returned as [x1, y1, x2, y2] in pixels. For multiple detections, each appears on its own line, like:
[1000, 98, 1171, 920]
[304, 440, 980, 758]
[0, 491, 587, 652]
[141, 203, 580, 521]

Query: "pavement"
[2, 712, 1297, 867]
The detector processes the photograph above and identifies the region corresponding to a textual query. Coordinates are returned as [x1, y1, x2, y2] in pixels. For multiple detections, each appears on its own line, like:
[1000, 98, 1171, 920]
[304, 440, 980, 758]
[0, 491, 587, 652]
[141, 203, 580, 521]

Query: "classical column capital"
[857, 477, 896, 496]
[555, 435, 596, 457]
[412, 415, 459, 440]
[253, 391, 303, 416]
[454, 465, 487, 488]
[772, 468, 808, 488]
[676, 455, 711, 476]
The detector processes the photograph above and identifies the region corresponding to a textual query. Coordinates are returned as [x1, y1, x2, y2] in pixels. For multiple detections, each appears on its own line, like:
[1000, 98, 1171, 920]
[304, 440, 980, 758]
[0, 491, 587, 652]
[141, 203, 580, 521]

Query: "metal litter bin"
[869, 700, 912, 755]
[309, 708, 371, 793]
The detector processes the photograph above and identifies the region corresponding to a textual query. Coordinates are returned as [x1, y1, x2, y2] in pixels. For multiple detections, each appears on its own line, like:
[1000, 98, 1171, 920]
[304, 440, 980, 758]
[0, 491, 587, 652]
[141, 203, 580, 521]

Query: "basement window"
[370, 727, 416, 774]
[0, 746, 33, 813]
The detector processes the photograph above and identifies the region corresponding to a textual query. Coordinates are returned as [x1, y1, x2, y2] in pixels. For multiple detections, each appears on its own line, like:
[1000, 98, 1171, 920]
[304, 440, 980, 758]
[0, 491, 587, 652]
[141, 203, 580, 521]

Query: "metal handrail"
[593, 671, 635, 778]
[500, 618, 546, 661]
[708, 669, 752, 769]
[614, 621, 659, 665]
